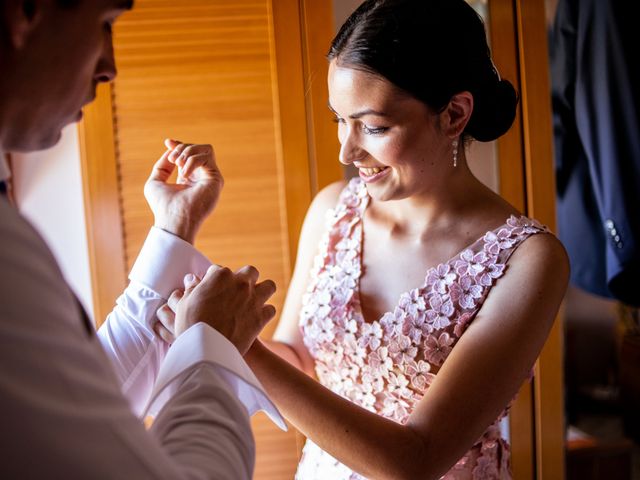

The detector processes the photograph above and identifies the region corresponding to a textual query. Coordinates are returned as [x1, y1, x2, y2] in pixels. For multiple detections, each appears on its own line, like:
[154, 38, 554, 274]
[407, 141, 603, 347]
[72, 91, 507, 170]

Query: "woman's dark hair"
[329, 0, 518, 142]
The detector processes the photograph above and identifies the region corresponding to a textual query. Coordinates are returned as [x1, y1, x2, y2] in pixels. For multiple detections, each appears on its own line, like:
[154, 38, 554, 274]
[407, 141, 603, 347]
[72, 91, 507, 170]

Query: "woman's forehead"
[328, 63, 420, 115]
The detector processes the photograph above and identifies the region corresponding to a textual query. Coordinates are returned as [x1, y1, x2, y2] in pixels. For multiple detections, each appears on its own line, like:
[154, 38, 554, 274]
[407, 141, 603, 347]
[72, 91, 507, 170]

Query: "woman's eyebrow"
[327, 103, 388, 119]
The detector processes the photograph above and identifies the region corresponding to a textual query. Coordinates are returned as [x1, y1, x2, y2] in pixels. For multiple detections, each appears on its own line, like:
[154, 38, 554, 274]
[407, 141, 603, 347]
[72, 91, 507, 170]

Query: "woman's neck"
[366, 163, 493, 239]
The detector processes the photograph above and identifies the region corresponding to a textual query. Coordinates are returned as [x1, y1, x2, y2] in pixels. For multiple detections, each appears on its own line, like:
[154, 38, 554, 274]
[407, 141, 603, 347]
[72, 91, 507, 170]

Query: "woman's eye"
[362, 125, 388, 135]
[332, 117, 346, 125]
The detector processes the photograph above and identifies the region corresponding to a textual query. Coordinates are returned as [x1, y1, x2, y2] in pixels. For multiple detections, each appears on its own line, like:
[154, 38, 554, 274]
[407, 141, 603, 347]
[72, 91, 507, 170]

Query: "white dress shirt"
[0, 157, 285, 478]
[97, 227, 286, 429]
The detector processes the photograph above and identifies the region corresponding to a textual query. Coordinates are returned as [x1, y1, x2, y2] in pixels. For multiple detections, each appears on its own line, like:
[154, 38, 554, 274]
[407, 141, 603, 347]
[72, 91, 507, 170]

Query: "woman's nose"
[338, 129, 365, 166]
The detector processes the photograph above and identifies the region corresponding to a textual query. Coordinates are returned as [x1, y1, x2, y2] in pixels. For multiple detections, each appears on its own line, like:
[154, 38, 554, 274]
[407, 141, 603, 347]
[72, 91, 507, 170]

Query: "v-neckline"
[352, 198, 512, 327]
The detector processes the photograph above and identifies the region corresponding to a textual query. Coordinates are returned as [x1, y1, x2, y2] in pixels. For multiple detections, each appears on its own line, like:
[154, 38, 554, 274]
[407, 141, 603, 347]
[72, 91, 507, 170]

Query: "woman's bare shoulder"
[296, 180, 347, 240]
[498, 230, 570, 310]
[302, 180, 347, 221]
[313, 180, 348, 207]
[511, 229, 569, 273]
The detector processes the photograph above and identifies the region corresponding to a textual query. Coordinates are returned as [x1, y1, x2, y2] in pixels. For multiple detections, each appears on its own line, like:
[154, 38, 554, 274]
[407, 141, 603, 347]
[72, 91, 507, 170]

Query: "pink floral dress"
[295, 179, 548, 480]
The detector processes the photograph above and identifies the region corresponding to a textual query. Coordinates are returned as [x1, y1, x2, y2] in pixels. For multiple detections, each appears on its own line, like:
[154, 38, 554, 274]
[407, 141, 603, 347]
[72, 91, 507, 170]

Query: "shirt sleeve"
[97, 227, 286, 430]
[98, 227, 212, 415]
[147, 323, 287, 431]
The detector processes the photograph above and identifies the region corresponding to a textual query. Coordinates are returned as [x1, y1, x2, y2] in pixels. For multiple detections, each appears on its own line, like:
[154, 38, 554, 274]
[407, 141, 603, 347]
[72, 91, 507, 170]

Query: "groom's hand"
[144, 139, 223, 244]
[156, 265, 277, 355]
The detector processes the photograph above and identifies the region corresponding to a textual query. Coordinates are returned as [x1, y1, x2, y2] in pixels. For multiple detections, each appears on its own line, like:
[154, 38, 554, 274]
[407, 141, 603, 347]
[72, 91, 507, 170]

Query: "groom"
[0, 0, 283, 477]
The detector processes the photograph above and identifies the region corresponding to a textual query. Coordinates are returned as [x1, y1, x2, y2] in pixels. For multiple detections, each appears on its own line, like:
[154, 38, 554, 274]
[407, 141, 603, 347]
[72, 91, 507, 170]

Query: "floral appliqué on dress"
[296, 178, 547, 480]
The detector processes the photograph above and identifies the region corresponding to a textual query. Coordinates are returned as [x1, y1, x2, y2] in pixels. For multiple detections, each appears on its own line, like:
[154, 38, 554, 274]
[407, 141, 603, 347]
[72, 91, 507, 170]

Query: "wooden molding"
[490, 0, 526, 213]
[515, 0, 566, 478]
[300, 0, 343, 194]
[488, 1, 534, 477]
[268, 0, 342, 270]
[77, 82, 127, 327]
[488, 1, 565, 478]
[268, 0, 314, 268]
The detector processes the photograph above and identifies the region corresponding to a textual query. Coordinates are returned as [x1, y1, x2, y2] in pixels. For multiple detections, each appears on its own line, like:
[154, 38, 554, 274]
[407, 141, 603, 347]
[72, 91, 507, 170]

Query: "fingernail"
[184, 273, 195, 284]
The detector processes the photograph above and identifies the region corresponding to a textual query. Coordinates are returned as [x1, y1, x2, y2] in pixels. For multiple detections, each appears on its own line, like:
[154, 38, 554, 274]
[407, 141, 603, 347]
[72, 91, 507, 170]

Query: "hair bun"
[465, 79, 518, 142]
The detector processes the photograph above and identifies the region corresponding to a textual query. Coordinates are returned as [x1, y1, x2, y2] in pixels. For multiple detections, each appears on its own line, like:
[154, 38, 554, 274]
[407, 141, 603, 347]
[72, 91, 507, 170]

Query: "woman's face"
[328, 61, 453, 202]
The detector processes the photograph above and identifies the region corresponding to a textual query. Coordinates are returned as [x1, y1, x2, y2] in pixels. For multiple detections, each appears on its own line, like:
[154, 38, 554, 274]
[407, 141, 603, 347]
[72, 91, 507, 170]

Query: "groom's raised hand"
[144, 139, 223, 244]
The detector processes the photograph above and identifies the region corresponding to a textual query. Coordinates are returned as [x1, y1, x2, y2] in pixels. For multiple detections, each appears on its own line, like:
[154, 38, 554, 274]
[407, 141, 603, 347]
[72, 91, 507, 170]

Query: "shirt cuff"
[144, 323, 287, 431]
[129, 227, 211, 298]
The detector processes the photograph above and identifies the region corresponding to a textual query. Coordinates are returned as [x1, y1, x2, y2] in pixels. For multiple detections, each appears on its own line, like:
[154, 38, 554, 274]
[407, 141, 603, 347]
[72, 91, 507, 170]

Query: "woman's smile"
[357, 165, 391, 182]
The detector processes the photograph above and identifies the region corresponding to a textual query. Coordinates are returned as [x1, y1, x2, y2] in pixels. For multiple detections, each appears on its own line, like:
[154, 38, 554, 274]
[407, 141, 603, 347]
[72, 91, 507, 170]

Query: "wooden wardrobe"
[78, 1, 564, 478]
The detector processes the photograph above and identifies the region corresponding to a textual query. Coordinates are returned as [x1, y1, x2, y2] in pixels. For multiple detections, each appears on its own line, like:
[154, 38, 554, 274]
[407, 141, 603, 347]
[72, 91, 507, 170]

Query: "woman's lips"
[358, 166, 390, 182]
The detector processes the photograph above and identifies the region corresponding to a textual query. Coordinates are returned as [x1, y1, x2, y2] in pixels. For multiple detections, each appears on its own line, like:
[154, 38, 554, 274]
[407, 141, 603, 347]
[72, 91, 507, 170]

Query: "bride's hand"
[154, 273, 201, 344]
[144, 139, 223, 243]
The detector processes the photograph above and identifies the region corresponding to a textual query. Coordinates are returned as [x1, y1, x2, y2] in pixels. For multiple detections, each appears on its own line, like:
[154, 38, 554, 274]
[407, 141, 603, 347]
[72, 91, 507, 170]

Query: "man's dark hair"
[56, 0, 81, 7]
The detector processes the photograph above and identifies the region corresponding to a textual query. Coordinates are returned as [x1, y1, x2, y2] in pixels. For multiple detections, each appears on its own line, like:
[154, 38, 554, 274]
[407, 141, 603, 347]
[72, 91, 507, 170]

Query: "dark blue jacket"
[550, 0, 640, 306]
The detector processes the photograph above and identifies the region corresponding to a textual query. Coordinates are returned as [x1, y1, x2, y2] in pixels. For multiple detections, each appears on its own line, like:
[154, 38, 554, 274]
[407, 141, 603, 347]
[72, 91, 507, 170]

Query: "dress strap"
[331, 178, 369, 222]
[447, 216, 549, 337]
[308, 178, 368, 280]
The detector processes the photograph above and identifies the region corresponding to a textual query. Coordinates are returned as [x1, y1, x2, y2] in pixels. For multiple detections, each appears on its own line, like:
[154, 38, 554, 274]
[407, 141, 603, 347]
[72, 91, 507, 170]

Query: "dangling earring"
[452, 139, 459, 167]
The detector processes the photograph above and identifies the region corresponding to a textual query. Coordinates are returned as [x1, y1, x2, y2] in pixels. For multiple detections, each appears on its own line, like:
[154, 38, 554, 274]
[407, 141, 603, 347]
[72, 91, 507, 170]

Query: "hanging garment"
[550, 0, 640, 306]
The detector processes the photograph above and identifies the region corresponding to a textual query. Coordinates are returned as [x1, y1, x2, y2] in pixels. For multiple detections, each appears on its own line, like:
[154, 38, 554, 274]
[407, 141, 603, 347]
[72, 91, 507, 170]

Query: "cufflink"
[604, 219, 624, 249]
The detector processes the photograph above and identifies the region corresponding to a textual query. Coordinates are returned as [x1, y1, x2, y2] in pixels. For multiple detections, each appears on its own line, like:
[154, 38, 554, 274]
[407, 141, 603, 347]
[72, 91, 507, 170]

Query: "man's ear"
[2, 0, 44, 50]
[442, 91, 474, 138]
